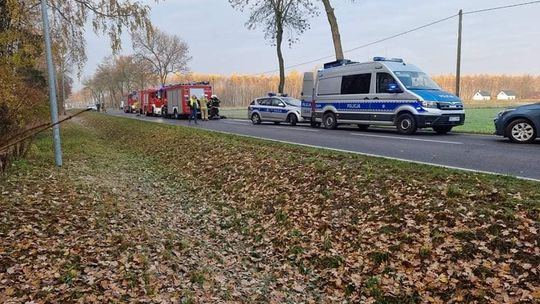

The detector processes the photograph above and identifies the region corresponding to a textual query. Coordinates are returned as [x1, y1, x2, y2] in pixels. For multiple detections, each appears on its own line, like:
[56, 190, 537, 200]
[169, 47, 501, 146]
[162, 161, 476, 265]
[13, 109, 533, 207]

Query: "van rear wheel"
[396, 113, 417, 135]
[323, 112, 337, 129]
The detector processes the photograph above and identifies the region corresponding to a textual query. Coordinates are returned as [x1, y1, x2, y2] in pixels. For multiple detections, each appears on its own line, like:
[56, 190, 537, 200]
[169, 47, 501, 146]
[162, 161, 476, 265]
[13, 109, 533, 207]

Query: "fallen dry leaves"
[0, 114, 538, 303]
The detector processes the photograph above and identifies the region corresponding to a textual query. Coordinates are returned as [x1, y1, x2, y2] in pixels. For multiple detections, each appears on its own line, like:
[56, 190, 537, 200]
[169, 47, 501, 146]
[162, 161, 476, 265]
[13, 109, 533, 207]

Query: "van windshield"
[282, 97, 301, 107]
[393, 71, 441, 90]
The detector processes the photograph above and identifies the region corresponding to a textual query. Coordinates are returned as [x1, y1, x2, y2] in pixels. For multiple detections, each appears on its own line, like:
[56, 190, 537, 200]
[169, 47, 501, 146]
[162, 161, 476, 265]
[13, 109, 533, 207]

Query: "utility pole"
[41, 0, 63, 167]
[455, 9, 463, 97]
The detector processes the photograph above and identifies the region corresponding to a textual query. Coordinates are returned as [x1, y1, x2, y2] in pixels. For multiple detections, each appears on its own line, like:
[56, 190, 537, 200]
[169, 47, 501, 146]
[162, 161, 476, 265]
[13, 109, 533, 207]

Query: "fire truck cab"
[124, 91, 139, 113]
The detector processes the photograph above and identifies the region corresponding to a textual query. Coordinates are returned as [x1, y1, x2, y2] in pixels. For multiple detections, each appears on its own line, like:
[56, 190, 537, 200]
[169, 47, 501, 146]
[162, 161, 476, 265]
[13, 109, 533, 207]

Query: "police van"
[301, 57, 465, 134]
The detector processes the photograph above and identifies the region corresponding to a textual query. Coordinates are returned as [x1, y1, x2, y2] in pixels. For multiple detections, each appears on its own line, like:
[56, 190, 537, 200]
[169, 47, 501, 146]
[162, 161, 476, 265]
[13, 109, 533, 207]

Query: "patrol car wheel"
[396, 113, 417, 135]
[433, 126, 452, 134]
[323, 112, 337, 129]
[288, 114, 298, 126]
[251, 113, 261, 125]
[357, 124, 369, 131]
[507, 119, 536, 144]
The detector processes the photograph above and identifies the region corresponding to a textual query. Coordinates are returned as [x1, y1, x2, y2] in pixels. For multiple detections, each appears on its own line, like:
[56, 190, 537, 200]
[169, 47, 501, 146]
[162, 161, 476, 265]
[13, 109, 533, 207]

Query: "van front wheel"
[396, 113, 417, 135]
[323, 112, 337, 129]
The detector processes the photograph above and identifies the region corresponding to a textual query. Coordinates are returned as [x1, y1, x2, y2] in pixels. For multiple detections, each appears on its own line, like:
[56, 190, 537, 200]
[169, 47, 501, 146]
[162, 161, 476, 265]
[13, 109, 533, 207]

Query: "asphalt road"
[107, 111, 540, 182]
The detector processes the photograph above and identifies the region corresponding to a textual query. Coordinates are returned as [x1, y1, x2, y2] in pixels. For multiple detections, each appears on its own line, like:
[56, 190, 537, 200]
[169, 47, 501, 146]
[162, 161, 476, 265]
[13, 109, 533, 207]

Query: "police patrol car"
[248, 93, 305, 125]
[301, 57, 465, 135]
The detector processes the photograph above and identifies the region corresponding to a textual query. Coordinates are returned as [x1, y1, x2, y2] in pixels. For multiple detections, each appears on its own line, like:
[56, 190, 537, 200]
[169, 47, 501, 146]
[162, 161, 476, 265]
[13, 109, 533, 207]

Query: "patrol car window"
[393, 71, 441, 90]
[282, 97, 301, 107]
[258, 98, 270, 106]
[377, 73, 398, 93]
[341, 73, 371, 94]
[271, 99, 285, 107]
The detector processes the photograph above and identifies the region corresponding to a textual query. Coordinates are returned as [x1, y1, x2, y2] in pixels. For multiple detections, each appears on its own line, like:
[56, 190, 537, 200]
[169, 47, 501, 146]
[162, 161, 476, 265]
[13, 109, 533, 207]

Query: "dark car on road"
[494, 102, 540, 143]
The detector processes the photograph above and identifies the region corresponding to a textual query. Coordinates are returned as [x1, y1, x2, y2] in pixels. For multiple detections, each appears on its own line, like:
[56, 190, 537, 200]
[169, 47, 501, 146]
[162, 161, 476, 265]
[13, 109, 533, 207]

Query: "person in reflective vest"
[200, 95, 209, 121]
[189, 95, 199, 124]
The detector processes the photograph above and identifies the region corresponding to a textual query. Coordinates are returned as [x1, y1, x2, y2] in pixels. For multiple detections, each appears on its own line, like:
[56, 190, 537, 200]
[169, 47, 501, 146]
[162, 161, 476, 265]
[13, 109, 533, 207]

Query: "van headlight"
[421, 101, 438, 108]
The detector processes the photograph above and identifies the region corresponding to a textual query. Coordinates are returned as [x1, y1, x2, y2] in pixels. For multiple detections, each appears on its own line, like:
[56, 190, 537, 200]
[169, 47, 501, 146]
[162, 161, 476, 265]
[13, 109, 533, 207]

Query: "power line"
[259, 0, 540, 74]
[464, 0, 540, 15]
[260, 13, 458, 74]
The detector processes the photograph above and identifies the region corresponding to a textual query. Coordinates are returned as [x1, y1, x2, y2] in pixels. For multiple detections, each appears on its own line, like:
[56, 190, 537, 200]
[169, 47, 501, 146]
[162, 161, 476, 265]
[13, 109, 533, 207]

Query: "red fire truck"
[139, 88, 165, 116]
[161, 82, 213, 119]
[123, 91, 139, 113]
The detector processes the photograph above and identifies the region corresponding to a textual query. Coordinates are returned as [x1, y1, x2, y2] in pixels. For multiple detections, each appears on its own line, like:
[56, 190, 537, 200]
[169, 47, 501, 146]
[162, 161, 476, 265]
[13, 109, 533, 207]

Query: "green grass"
[220, 108, 247, 120]
[454, 107, 503, 134]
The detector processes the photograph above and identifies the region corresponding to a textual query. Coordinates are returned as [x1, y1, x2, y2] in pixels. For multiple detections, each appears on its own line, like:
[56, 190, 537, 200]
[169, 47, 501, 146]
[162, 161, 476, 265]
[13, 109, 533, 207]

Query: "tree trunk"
[321, 0, 344, 61]
[276, 27, 285, 94]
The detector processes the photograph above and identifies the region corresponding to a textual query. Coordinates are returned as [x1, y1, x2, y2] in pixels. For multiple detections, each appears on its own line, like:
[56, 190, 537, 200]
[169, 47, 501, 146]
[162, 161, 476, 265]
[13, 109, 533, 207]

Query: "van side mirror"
[386, 83, 402, 93]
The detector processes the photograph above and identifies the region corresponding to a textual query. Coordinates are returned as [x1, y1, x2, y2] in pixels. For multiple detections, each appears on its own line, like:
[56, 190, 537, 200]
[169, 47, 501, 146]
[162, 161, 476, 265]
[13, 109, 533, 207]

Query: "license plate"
[449, 116, 460, 122]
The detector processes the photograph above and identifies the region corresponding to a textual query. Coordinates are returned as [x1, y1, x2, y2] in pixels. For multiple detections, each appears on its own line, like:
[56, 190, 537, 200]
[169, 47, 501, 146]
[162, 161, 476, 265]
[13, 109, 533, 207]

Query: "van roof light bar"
[323, 59, 357, 69]
[373, 57, 404, 63]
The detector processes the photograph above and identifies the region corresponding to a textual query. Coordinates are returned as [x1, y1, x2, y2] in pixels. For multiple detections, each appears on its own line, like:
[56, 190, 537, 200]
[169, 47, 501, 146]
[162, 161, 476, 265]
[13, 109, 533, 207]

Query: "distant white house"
[472, 90, 491, 101]
[497, 90, 517, 100]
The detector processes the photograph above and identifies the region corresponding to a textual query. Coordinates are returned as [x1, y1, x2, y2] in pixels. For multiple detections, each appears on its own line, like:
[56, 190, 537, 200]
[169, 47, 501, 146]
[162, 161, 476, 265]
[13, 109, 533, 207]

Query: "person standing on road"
[200, 94, 209, 121]
[189, 95, 199, 124]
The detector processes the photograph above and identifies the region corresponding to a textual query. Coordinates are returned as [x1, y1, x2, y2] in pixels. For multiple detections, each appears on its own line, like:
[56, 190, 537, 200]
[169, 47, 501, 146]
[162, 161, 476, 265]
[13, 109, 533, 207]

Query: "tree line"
[72, 68, 540, 109]
[0, 0, 156, 172]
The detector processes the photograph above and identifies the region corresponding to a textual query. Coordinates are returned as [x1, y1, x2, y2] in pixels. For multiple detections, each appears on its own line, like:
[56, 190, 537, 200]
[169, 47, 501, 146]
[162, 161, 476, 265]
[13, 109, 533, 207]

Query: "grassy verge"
[1, 113, 539, 303]
[220, 107, 247, 120]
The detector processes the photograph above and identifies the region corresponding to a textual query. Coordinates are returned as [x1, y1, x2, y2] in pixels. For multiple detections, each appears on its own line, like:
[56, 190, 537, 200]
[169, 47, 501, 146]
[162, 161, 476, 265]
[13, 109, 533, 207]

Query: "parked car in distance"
[494, 102, 540, 143]
[86, 104, 98, 111]
[248, 94, 305, 126]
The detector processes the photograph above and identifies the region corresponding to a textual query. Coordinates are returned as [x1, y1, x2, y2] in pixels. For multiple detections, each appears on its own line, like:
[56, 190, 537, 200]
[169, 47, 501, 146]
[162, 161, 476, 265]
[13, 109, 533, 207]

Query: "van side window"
[317, 78, 341, 95]
[341, 73, 371, 94]
[377, 73, 398, 93]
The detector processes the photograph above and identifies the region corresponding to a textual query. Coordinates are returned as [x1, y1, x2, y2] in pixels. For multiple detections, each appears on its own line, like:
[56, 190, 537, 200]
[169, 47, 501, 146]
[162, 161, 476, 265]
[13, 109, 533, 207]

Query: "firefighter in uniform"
[200, 94, 209, 121]
[188, 95, 199, 124]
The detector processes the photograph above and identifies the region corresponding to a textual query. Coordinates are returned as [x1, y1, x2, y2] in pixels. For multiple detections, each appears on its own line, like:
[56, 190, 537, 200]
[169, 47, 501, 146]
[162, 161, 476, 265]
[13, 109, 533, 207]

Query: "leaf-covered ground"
[1, 113, 539, 303]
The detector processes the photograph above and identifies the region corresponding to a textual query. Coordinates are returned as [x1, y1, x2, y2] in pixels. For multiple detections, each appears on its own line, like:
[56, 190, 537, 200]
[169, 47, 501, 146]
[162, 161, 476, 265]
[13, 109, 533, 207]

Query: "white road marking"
[269, 126, 319, 132]
[222, 121, 250, 125]
[350, 133, 463, 145]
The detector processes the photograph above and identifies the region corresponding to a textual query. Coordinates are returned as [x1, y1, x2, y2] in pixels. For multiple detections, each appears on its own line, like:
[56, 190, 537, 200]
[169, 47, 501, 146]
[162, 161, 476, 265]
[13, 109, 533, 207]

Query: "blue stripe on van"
[304, 101, 426, 113]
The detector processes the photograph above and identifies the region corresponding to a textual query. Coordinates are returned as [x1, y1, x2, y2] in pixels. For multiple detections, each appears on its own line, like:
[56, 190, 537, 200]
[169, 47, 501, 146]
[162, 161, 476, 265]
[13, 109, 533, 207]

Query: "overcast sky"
[75, 0, 540, 90]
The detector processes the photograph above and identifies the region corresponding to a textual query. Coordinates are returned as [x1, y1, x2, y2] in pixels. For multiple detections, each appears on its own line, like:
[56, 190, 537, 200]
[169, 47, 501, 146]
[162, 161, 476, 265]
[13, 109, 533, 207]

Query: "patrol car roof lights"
[268, 93, 277, 97]
[373, 57, 404, 63]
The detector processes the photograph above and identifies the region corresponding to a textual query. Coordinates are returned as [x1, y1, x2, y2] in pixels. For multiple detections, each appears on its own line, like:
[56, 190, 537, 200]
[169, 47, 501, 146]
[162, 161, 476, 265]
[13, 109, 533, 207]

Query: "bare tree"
[229, 0, 317, 93]
[321, 0, 343, 61]
[132, 28, 191, 86]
